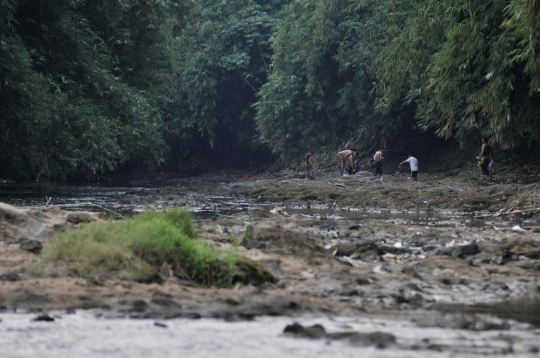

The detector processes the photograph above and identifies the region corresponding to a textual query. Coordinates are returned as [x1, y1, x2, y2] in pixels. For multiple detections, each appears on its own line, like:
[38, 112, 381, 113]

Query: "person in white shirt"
[400, 154, 419, 181]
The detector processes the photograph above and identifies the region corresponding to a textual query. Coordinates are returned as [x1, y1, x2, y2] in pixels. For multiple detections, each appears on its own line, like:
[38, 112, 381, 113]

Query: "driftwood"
[474, 207, 540, 219]
[476, 184, 540, 219]
[45, 196, 52, 207]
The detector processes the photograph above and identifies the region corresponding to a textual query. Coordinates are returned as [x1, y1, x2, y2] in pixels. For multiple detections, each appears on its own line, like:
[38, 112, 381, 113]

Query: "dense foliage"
[256, 0, 540, 163]
[3, 0, 540, 179]
[0, 0, 190, 180]
[167, 0, 285, 171]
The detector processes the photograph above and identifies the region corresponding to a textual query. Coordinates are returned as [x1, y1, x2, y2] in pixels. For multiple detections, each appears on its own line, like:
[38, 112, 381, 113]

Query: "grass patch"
[43, 209, 272, 286]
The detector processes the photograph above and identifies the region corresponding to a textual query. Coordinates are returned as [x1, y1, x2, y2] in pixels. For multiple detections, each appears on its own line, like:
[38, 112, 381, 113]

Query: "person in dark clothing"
[477, 137, 493, 176]
[374, 148, 384, 180]
[304, 152, 313, 179]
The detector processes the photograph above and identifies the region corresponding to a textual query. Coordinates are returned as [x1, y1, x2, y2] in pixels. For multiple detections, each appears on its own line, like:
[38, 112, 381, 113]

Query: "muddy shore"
[1, 168, 540, 356]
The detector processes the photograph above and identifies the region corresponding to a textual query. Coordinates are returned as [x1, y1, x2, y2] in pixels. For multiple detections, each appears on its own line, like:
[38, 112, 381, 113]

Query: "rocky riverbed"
[1, 169, 540, 356]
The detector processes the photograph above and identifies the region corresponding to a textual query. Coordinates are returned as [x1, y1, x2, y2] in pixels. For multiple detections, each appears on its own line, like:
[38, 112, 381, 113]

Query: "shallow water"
[0, 311, 537, 358]
[0, 184, 525, 227]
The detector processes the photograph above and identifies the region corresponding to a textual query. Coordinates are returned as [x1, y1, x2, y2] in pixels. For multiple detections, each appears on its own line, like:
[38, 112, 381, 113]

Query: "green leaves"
[0, 0, 191, 180]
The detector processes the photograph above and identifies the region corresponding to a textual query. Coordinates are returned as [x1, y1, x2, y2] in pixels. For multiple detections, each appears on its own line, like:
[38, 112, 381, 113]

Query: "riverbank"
[1, 167, 540, 356]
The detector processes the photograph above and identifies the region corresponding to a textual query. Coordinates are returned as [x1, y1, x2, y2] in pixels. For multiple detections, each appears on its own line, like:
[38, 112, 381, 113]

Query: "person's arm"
[349, 155, 355, 170]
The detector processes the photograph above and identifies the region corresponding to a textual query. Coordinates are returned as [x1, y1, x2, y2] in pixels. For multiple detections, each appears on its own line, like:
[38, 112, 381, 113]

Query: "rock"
[284, 323, 326, 339]
[0, 203, 103, 243]
[319, 220, 336, 230]
[19, 239, 43, 254]
[490, 184, 516, 196]
[154, 322, 168, 328]
[151, 297, 181, 308]
[283, 323, 396, 348]
[219, 187, 235, 194]
[348, 224, 360, 230]
[131, 300, 149, 312]
[158, 262, 174, 281]
[0, 271, 21, 281]
[455, 242, 480, 257]
[66, 213, 95, 224]
[225, 297, 241, 306]
[32, 315, 55, 322]
[334, 240, 377, 257]
[333, 331, 396, 348]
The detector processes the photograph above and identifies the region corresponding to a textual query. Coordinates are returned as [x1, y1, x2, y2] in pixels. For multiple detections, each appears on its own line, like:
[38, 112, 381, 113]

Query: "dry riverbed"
[1, 169, 540, 356]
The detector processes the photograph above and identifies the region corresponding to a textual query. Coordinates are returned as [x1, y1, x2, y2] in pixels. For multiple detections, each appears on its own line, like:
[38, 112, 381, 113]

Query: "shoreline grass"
[42, 209, 267, 286]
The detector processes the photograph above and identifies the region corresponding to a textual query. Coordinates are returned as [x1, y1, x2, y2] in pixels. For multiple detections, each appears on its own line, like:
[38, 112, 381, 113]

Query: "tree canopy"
[0, 0, 190, 180]
[2, 0, 540, 180]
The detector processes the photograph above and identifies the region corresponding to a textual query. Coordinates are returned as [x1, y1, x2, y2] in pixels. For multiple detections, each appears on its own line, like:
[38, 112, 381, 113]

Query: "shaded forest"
[2, 0, 540, 181]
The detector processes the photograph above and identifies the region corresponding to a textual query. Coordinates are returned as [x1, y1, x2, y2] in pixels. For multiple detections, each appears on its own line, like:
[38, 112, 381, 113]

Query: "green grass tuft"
[42, 209, 260, 286]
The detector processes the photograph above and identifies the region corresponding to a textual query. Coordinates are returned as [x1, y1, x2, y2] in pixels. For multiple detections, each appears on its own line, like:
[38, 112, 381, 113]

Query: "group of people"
[304, 148, 419, 180]
[334, 148, 418, 181]
[303, 137, 492, 180]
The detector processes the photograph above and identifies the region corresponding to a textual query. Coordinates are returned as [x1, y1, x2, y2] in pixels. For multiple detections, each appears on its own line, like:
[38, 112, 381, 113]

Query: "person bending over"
[337, 149, 358, 176]
[400, 154, 419, 181]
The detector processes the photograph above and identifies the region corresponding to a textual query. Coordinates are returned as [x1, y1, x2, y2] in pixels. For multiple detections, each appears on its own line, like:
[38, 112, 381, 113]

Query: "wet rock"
[442, 242, 480, 258]
[284, 323, 326, 339]
[0, 271, 21, 281]
[32, 314, 55, 322]
[455, 242, 480, 257]
[284, 323, 396, 348]
[19, 239, 43, 254]
[348, 224, 360, 230]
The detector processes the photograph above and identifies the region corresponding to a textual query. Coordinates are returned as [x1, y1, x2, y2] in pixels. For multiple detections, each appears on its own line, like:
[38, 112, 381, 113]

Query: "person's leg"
[337, 154, 343, 176]
[412, 171, 418, 181]
[480, 160, 489, 176]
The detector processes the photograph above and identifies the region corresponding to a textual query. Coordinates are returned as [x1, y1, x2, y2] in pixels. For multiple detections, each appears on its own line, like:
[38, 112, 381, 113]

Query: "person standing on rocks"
[337, 149, 358, 176]
[477, 137, 493, 177]
[374, 148, 384, 180]
[304, 151, 313, 180]
[400, 154, 419, 181]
